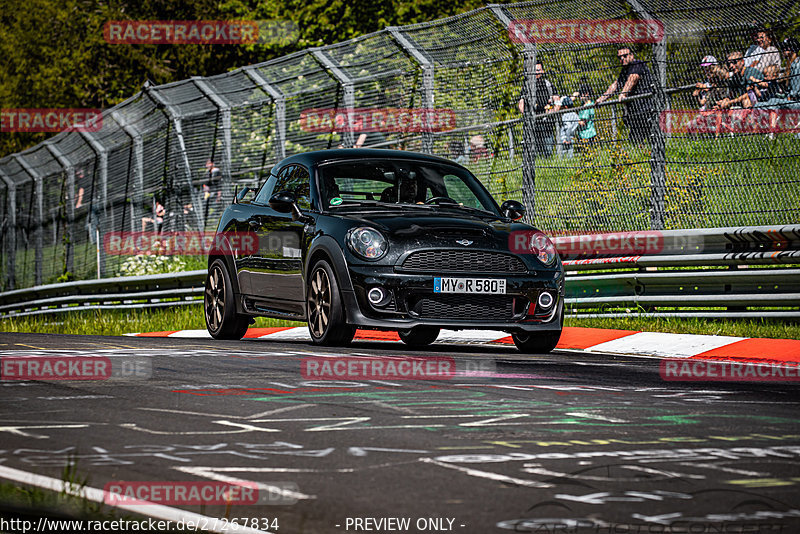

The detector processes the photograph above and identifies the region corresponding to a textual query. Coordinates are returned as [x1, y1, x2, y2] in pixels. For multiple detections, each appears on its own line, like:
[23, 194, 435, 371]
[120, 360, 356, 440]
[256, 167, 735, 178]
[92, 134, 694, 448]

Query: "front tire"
[205, 259, 250, 340]
[398, 327, 440, 348]
[307, 260, 356, 346]
[511, 330, 561, 354]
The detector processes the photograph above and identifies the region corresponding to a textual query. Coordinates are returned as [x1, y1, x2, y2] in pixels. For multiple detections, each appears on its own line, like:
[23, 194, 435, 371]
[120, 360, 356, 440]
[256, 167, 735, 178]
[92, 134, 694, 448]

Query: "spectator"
[596, 47, 655, 144]
[700, 66, 731, 110]
[518, 61, 555, 158]
[717, 51, 763, 109]
[556, 96, 580, 158]
[468, 135, 489, 163]
[778, 37, 800, 105]
[746, 29, 781, 71]
[448, 140, 469, 165]
[752, 64, 783, 102]
[574, 85, 597, 146]
[752, 37, 800, 136]
[693, 55, 718, 110]
[141, 201, 165, 232]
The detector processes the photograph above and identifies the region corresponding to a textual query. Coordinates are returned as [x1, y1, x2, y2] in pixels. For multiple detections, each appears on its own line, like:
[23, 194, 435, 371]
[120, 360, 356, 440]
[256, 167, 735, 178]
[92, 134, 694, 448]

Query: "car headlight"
[530, 231, 557, 266]
[347, 227, 388, 260]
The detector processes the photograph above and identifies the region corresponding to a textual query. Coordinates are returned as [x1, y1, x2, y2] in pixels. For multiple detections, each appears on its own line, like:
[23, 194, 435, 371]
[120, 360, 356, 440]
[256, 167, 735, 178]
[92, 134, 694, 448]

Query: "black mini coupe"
[204, 149, 564, 353]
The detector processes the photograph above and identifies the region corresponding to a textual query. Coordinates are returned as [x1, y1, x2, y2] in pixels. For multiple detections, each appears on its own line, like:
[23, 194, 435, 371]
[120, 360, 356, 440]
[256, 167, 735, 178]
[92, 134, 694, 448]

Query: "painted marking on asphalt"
[0, 465, 273, 534]
[586, 332, 746, 358]
[174, 466, 314, 501]
[0, 424, 89, 439]
[420, 458, 552, 488]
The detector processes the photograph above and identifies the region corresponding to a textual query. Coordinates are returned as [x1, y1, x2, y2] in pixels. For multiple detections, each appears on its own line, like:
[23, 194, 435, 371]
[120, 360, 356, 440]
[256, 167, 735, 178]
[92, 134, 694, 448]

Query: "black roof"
[274, 148, 462, 169]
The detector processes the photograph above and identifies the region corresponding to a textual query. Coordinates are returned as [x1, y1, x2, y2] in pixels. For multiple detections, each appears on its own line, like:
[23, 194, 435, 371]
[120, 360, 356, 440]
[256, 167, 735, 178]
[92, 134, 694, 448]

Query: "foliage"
[117, 254, 187, 276]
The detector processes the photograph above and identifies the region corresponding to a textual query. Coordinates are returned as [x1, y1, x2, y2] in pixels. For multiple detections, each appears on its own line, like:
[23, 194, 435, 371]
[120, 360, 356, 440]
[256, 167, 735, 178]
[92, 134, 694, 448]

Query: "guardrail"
[561, 224, 800, 318]
[0, 225, 798, 319]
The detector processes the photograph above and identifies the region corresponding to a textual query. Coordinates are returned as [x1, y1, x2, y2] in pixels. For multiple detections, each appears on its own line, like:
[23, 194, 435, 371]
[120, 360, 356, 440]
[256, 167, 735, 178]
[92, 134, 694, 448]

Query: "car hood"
[341, 210, 517, 236]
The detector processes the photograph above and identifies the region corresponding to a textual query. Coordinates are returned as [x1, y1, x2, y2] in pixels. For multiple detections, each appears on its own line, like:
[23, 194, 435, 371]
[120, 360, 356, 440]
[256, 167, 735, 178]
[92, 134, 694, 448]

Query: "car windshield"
[317, 159, 500, 215]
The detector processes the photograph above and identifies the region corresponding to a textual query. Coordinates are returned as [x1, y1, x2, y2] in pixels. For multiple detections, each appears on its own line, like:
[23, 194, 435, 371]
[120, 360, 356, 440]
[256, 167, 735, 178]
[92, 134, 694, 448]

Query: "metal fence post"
[312, 49, 356, 148]
[44, 141, 75, 275]
[13, 155, 43, 285]
[109, 110, 144, 235]
[626, 0, 667, 230]
[192, 78, 234, 215]
[0, 169, 15, 290]
[388, 27, 435, 154]
[490, 6, 537, 219]
[145, 86, 205, 232]
[243, 67, 287, 161]
[77, 129, 109, 277]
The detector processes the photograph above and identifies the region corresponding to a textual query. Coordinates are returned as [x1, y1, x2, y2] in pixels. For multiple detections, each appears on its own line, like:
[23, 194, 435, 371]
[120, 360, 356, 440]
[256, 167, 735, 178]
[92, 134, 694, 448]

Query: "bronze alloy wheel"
[205, 259, 249, 340]
[307, 260, 355, 345]
[307, 265, 332, 339]
[205, 263, 226, 332]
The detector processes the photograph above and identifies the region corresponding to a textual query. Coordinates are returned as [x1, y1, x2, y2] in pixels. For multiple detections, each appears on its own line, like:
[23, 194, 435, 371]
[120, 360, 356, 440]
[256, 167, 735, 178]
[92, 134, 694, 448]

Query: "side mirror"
[500, 199, 526, 221]
[269, 191, 313, 223]
[269, 191, 297, 213]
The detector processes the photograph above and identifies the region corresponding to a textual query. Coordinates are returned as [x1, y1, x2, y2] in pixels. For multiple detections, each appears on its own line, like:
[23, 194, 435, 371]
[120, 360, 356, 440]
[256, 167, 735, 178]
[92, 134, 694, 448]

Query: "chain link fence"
[1, 0, 798, 290]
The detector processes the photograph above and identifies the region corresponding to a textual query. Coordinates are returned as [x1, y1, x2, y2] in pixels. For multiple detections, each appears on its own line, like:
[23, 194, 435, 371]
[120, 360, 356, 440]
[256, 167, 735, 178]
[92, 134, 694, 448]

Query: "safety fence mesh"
[1, 0, 797, 289]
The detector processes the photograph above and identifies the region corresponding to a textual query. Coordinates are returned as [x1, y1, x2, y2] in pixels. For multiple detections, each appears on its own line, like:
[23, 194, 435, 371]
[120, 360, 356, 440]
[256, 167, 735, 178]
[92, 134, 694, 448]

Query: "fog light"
[538, 291, 554, 309]
[368, 287, 387, 305]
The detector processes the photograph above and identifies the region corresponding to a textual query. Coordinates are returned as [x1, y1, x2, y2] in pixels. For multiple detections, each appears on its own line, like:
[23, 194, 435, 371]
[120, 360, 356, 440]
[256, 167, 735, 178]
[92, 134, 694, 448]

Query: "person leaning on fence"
[518, 61, 555, 158]
[746, 29, 781, 72]
[752, 38, 800, 136]
[596, 47, 655, 145]
[693, 55, 718, 110]
[574, 85, 597, 148]
[716, 51, 764, 109]
[555, 96, 580, 159]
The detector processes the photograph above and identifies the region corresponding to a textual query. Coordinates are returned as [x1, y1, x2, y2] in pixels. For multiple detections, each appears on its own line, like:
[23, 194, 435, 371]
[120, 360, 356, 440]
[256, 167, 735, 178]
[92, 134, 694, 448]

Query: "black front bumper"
[340, 265, 564, 333]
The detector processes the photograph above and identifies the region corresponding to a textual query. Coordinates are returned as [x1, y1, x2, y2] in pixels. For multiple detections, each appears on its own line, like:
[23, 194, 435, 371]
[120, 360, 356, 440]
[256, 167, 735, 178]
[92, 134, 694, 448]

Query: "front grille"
[401, 250, 527, 273]
[409, 294, 515, 320]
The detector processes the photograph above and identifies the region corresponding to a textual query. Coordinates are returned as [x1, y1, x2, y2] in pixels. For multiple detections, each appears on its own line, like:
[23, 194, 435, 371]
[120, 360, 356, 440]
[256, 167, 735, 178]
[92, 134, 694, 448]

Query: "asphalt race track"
[1, 331, 799, 533]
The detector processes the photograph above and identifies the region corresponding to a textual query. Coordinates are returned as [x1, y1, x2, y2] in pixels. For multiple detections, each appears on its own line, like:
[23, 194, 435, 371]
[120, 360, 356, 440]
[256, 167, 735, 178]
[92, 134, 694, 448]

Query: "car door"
[246, 164, 309, 313]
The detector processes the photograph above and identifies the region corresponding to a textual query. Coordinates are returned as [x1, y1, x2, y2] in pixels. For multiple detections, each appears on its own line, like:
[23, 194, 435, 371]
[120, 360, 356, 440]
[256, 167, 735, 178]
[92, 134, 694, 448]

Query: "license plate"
[434, 277, 506, 294]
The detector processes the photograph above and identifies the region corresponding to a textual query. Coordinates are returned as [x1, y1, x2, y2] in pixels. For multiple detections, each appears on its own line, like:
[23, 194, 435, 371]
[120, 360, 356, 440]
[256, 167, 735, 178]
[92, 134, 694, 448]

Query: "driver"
[397, 171, 418, 203]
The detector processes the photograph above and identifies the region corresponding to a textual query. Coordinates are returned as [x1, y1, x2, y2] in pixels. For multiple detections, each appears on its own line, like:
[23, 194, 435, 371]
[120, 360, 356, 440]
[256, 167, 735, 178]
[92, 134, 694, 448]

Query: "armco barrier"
[0, 225, 798, 319]
[562, 224, 800, 318]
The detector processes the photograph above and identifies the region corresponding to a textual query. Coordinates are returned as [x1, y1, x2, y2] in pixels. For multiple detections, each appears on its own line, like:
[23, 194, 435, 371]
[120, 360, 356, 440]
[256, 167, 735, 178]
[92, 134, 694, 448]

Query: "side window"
[275, 165, 311, 209]
[254, 168, 285, 205]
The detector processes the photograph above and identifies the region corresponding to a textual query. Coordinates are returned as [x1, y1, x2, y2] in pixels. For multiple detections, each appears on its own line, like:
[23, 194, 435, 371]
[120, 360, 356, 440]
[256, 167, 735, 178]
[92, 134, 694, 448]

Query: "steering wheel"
[424, 196, 458, 205]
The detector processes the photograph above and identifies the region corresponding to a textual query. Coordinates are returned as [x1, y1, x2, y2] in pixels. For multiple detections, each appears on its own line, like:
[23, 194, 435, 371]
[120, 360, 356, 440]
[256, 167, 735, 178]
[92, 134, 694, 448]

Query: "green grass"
[1, 305, 796, 340]
[0, 305, 301, 337]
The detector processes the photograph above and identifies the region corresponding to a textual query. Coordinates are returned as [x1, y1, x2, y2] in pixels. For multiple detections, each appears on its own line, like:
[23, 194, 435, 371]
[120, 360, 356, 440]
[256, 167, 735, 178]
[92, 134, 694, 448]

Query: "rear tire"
[205, 259, 250, 340]
[307, 260, 356, 346]
[398, 327, 440, 348]
[511, 330, 561, 354]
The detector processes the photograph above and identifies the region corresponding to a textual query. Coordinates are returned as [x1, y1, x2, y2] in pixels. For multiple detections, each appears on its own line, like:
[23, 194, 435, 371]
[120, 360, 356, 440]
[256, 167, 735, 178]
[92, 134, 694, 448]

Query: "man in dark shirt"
[597, 47, 655, 144]
[717, 51, 764, 109]
[518, 62, 555, 158]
